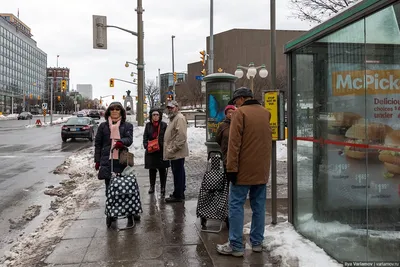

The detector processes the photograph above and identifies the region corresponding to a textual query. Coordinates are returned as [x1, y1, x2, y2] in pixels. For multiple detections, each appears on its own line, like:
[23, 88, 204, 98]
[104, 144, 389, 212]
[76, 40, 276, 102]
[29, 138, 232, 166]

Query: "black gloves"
[226, 172, 238, 185]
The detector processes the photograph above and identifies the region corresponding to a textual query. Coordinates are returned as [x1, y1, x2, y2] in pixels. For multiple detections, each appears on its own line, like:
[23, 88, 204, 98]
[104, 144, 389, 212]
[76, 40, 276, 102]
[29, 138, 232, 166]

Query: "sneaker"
[216, 242, 244, 257]
[252, 245, 263, 252]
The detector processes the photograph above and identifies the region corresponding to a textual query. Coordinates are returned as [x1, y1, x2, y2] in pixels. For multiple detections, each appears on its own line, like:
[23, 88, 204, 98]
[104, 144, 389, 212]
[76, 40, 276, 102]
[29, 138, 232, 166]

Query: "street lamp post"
[234, 63, 269, 92]
[171, 35, 176, 100]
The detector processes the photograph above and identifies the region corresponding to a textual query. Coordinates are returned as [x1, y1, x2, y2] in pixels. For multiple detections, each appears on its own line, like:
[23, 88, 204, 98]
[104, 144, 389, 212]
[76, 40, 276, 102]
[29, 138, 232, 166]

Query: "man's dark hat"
[230, 87, 253, 103]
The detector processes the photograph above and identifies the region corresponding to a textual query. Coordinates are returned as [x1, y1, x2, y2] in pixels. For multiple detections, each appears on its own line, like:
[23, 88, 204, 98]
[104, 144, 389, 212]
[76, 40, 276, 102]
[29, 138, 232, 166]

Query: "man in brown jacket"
[217, 87, 272, 257]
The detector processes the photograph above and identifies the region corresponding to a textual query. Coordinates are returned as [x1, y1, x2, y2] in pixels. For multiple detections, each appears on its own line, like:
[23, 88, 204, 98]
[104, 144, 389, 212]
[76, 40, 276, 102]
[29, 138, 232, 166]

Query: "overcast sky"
[4, 0, 312, 105]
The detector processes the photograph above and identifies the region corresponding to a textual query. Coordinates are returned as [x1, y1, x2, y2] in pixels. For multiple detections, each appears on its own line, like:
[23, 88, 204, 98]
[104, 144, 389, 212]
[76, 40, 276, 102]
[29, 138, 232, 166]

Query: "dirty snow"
[243, 220, 341, 267]
[0, 148, 101, 266]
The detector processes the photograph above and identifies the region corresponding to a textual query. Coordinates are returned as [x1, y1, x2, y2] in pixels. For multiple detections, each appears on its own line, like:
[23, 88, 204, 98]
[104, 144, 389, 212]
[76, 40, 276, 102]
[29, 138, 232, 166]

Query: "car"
[88, 110, 101, 119]
[17, 112, 33, 120]
[76, 111, 86, 117]
[61, 117, 99, 142]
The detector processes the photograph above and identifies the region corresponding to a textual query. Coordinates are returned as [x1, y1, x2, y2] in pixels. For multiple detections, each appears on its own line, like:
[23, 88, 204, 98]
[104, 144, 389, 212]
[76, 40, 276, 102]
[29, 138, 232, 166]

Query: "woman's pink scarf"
[108, 117, 121, 160]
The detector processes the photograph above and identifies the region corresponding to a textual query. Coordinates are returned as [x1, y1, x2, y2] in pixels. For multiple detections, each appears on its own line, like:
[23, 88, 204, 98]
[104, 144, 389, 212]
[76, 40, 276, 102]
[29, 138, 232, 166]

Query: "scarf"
[152, 121, 159, 139]
[108, 117, 121, 160]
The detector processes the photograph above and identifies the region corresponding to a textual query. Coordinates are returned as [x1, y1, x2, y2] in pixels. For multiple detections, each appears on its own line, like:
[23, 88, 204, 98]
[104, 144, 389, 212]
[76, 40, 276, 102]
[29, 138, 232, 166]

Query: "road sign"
[42, 103, 48, 110]
[166, 91, 173, 95]
[59, 102, 65, 107]
[195, 75, 203, 81]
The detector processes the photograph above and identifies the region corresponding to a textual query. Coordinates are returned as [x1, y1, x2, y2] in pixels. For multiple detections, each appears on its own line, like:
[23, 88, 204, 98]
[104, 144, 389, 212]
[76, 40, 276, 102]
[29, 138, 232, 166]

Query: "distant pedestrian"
[217, 87, 272, 257]
[94, 102, 136, 226]
[143, 108, 170, 196]
[163, 100, 189, 203]
[216, 104, 236, 173]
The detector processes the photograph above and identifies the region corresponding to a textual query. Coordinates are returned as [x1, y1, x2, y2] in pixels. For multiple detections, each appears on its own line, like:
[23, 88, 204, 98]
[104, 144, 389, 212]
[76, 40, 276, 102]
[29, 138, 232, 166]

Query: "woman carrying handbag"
[143, 108, 170, 196]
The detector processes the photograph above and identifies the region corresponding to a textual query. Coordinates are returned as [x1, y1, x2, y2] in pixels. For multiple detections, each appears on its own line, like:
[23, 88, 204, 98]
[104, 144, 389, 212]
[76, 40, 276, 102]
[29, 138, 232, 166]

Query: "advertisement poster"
[322, 62, 400, 209]
[265, 92, 279, 140]
[207, 90, 231, 141]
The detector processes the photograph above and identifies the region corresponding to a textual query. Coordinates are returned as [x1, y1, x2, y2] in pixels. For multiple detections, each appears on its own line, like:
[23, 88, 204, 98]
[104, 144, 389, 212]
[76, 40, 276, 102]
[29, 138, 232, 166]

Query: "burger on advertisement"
[378, 130, 400, 178]
[327, 112, 362, 141]
[344, 120, 393, 160]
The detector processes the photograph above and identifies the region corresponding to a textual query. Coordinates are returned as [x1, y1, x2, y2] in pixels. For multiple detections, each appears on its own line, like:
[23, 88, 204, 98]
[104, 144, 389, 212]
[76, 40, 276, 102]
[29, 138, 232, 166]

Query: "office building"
[77, 84, 93, 99]
[159, 72, 187, 105]
[0, 13, 47, 114]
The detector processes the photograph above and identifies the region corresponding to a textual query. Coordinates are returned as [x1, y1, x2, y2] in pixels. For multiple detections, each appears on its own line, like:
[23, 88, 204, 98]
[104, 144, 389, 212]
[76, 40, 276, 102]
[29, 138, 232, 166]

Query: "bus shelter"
[285, 0, 400, 262]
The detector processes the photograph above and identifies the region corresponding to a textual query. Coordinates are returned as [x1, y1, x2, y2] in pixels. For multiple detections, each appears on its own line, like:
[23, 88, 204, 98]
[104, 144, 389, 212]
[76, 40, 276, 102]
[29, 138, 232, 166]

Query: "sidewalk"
[44, 166, 288, 267]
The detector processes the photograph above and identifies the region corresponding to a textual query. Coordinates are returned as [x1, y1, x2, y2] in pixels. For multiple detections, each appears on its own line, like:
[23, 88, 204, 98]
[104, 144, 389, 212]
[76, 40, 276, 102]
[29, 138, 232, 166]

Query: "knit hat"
[224, 105, 236, 114]
[230, 87, 253, 103]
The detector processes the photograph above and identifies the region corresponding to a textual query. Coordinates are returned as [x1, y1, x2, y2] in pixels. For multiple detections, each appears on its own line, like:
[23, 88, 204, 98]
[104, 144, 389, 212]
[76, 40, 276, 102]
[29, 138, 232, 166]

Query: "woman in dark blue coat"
[143, 108, 170, 196]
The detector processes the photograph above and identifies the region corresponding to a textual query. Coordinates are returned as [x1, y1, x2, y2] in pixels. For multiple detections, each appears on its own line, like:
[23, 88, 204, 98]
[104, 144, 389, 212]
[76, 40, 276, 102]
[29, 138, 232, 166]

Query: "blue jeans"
[229, 183, 266, 252]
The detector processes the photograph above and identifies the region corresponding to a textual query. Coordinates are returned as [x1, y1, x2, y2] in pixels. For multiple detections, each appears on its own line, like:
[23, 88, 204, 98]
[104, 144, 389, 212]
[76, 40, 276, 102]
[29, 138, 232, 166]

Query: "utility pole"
[136, 0, 145, 126]
[171, 35, 176, 100]
[50, 79, 54, 125]
[158, 68, 161, 105]
[209, 0, 214, 74]
[270, 0, 277, 225]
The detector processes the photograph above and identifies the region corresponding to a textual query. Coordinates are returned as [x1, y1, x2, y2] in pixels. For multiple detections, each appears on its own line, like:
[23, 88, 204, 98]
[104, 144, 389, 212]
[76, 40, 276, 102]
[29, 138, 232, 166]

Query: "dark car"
[17, 112, 33, 120]
[88, 110, 101, 119]
[61, 117, 98, 142]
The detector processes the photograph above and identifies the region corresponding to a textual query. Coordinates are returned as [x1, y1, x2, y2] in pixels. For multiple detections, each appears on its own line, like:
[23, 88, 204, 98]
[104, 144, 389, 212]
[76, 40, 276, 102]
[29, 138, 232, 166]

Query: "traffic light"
[57, 96, 61, 101]
[201, 69, 206, 76]
[200, 50, 206, 66]
[173, 72, 177, 82]
[109, 78, 114, 87]
[123, 95, 126, 100]
[29, 94, 32, 99]
[37, 96, 41, 100]
[61, 80, 67, 91]
[112, 95, 114, 100]
[100, 99, 102, 104]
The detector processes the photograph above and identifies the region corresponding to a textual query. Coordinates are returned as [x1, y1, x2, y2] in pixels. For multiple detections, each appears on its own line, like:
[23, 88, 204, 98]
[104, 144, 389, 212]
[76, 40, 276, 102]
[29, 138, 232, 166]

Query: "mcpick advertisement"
[323, 62, 400, 209]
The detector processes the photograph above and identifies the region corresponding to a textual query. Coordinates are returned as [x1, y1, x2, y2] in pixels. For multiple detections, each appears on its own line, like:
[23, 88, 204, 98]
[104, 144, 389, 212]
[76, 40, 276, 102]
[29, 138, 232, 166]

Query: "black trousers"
[171, 158, 186, 199]
[149, 168, 167, 189]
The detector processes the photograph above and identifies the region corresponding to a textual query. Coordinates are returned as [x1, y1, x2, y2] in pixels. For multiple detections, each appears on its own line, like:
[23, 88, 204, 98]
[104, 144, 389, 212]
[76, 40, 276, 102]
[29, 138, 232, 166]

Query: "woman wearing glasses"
[143, 108, 170, 196]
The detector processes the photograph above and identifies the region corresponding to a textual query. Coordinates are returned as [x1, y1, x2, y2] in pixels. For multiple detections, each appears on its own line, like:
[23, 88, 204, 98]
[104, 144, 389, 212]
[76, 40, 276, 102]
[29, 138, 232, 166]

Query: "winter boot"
[127, 215, 134, 228]
[160, 168, 167, 197]
[148, 169, 156, 194]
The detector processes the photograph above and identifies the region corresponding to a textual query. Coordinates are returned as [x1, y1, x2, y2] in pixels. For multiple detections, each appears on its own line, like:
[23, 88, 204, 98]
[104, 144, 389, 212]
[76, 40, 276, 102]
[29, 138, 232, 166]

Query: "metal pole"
[209, 0, 214, 74]
[137, 0, 145, 126]
[11, 96, 13, 114]
[23, 89, 25, 112]
[270, 0, 277, 225]
[50, 80, 53, 125]
[158, 68, 161, 105]
[172, 35, 175, 100]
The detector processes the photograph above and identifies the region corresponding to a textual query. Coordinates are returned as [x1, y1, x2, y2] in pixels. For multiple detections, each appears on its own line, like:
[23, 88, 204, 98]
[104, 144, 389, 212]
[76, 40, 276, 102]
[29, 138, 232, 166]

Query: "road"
[0, 116, 98, 257]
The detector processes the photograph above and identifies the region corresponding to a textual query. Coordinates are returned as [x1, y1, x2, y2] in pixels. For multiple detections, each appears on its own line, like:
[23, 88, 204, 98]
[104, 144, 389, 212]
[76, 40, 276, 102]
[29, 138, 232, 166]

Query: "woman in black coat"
[143, 108, 170, 196]
[95, 102, 136, 226]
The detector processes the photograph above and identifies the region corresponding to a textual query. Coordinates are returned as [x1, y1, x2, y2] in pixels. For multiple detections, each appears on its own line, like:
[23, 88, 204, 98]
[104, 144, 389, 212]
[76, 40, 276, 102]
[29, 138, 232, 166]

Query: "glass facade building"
[0, 14, 47, 114]
[160, 72, 187, 104]
[286, 0, 400, 263]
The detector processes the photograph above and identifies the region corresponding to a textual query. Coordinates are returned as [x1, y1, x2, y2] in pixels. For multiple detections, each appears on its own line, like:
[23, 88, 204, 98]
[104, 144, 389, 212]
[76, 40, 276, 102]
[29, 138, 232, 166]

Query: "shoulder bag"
[147, 125, 161, 153]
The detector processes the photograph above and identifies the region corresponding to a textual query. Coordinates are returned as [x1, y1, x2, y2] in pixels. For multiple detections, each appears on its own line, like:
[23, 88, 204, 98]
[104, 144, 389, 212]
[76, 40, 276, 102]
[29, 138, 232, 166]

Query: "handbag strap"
[157, 124, 161, 138]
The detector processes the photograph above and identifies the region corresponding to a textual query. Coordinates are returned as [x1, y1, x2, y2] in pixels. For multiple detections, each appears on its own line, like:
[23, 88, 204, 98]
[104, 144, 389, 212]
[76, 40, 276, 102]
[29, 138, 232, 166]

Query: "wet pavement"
[0, 118, 95, 257]
[43, 165, 288, 267]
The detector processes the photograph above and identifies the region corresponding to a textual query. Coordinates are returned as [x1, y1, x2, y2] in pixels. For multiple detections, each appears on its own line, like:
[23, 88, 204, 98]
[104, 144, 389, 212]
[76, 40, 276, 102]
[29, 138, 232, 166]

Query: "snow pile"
[130, 125, 208, 165]
[1, 148, 101, 266]
[260, 221, 341, 267]
[298, 213, 400, 240]
[0, 114, 18, 120]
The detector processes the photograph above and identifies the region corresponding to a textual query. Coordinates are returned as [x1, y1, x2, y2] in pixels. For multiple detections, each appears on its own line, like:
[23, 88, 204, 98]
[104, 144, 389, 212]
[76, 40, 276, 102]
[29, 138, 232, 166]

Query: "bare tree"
[145, 79, 159, 108]
[289, 0, 360, 24]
